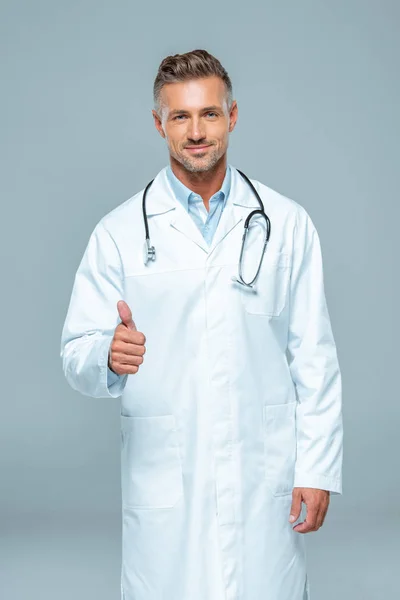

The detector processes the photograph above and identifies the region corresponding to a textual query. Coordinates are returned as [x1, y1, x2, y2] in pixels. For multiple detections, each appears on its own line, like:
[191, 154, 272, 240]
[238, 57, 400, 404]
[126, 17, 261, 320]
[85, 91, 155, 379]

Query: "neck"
[169, 155, 227, 203]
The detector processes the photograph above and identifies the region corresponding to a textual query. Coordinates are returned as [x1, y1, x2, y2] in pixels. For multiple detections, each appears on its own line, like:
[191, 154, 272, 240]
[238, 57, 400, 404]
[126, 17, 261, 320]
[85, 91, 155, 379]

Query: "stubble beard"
[172, 144, 224, 174]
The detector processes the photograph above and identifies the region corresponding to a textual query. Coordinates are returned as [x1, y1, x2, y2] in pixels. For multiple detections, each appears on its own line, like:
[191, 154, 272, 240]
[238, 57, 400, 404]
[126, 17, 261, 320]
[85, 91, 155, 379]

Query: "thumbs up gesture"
[108, 300, 146, 375]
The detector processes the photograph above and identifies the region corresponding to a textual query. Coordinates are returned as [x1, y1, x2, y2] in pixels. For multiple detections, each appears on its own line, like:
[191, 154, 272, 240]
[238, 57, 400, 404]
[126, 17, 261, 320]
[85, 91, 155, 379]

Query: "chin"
[181, 154, 222, 173]
[185, 163, 211, 173]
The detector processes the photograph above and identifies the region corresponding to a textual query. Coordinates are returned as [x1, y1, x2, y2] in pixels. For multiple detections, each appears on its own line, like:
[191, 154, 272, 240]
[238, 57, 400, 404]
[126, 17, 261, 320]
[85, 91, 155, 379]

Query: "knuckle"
[115, 324, 124, 337]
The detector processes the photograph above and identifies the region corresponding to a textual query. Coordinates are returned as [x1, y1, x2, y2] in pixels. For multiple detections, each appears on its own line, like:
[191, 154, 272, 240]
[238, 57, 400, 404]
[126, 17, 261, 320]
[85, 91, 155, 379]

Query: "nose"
[187, 117, 206, 142]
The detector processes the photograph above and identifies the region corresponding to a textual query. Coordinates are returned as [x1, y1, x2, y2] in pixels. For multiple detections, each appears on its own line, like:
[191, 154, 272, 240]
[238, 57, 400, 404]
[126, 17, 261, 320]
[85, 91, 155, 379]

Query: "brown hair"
[153, 49, 233, 113]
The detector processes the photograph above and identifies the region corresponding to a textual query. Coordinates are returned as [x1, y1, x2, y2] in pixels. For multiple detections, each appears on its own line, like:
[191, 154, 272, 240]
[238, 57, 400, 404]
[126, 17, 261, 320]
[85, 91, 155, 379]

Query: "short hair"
[153, 49, 233, 113]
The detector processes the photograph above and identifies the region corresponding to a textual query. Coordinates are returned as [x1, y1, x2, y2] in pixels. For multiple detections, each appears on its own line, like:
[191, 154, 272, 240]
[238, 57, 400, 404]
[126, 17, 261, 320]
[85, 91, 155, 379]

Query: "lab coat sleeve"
[287, 206, 343, 495]
[60, 220, 128, 398]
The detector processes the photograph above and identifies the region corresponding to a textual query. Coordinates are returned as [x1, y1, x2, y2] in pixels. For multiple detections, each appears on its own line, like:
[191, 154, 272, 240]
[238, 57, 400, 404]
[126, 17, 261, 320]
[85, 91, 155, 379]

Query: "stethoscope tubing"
[141, 168, 271, 286]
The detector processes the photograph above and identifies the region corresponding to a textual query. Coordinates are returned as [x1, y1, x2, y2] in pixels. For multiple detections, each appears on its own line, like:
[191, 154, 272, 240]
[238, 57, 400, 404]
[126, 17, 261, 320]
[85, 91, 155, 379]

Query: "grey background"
[1, 1, 399, 598]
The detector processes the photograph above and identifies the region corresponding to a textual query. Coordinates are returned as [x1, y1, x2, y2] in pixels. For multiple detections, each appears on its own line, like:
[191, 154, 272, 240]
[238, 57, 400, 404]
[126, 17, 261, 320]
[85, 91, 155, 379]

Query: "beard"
[170, 143, 224, 173]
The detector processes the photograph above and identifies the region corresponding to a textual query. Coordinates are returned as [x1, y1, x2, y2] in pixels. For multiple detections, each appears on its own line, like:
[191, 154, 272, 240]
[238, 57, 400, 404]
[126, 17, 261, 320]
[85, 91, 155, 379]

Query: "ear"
[228, 101, 238, 133]
[152, 109, 165, 139]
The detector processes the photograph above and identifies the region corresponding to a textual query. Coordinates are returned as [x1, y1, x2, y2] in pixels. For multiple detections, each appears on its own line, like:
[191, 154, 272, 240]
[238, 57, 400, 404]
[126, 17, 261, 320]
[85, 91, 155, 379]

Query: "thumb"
[289, 489, 302, 523]
[117, 300, 137, 331]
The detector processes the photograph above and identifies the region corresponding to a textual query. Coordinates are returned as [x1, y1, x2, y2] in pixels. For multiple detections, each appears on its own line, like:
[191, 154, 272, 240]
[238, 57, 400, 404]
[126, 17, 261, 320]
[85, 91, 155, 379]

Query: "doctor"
[60, 49, 343, 600]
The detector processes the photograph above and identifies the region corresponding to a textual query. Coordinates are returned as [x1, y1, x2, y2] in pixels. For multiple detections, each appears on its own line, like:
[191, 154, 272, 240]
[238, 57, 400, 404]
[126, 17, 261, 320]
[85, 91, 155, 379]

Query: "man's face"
[152, 76, 238, 173]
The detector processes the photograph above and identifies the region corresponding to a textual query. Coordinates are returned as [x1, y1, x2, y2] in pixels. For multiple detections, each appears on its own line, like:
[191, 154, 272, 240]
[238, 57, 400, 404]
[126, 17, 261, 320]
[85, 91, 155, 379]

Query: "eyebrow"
[169, 105, 221, 117]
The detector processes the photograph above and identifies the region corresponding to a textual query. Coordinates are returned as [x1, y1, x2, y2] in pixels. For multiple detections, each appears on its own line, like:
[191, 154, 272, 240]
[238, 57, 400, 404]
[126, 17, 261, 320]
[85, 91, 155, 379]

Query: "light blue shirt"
[165, 164, 231, 246]
[107, 164, 232, 387]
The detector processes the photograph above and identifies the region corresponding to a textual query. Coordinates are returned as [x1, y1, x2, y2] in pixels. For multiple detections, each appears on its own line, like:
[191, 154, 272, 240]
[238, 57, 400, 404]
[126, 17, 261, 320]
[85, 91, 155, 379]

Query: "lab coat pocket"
[239, 251, 290, 317]
[120, 414, 183, 509]
[263, 401, 297, 496]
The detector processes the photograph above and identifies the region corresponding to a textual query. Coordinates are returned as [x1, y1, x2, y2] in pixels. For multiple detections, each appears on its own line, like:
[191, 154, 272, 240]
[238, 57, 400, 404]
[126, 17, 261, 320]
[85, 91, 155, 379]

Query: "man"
[60, 49, 343, 600]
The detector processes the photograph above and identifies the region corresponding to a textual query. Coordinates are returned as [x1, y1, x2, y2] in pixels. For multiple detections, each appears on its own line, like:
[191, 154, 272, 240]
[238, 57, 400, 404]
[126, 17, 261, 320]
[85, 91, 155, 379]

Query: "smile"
[185, 145, 212, 153]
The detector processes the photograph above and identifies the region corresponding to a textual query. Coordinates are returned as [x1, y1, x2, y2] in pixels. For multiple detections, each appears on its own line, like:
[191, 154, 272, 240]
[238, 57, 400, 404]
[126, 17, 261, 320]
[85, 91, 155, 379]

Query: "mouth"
[185, 145, 212, 153]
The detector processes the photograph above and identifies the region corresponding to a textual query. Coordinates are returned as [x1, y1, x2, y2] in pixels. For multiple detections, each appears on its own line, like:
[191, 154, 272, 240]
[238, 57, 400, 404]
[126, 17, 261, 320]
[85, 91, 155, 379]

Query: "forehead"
[160, 76, 228, 112]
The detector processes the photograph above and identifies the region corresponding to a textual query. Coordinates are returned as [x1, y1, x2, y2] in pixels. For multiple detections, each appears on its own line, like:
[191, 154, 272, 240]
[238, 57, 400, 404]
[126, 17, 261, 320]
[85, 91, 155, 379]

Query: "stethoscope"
[142, 169, 271, 288]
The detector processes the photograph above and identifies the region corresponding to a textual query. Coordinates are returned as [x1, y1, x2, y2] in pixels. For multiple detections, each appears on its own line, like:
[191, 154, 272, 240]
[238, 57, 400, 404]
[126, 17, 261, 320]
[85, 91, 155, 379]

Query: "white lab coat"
[60, 165, 343, 600]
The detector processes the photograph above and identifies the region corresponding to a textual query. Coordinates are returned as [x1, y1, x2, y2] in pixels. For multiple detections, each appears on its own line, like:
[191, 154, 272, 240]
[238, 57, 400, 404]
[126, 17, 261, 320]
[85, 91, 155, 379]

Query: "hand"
[108, 300, 146, 375]
[289, 487, 330, 533]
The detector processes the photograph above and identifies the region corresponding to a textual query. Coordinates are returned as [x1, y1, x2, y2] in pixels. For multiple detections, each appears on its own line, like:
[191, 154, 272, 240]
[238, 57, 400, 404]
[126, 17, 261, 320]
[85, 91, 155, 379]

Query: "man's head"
[152, 49, 238, 173]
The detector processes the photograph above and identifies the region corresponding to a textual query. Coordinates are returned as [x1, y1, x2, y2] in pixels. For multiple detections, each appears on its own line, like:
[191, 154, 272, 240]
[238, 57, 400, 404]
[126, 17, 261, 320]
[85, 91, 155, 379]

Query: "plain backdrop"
[1, 1, 399, 599]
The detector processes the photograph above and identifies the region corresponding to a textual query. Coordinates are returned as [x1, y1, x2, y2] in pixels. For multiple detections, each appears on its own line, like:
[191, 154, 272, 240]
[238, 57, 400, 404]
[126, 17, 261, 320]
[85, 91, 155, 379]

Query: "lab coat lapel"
[205, 203, 243, 259]
[168, 165, 245, 256]
[145, 167, 209, 254]
[169, 205, 210, 254]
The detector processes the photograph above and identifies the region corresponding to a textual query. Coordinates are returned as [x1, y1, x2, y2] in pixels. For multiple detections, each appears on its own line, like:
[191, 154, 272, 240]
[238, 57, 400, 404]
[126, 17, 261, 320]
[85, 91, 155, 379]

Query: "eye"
[173, 114, 186, 121]
[206, 111, 218, 118]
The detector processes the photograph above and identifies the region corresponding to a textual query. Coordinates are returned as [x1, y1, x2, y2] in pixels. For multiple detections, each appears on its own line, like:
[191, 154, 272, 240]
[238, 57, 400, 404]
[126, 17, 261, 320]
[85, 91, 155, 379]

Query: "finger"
[112, 352, 144, 367]
[319, 510, 327, 528]
[113, 363, 139, 375]
[113, 339, 146, 356]
[293, 504, 319, 534]
[289, 489, 302, 523]
[117, 300, 137, 331]
[317, 501, 329, 528]
[114, 326, 146, 346]
[293, 520, 316, 534]
[315, 509, 325, 530]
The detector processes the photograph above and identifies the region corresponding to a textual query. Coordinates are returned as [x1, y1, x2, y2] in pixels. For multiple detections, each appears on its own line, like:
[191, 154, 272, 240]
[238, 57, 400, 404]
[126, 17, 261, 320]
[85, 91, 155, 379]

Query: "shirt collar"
[166, 164, 231, 212]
